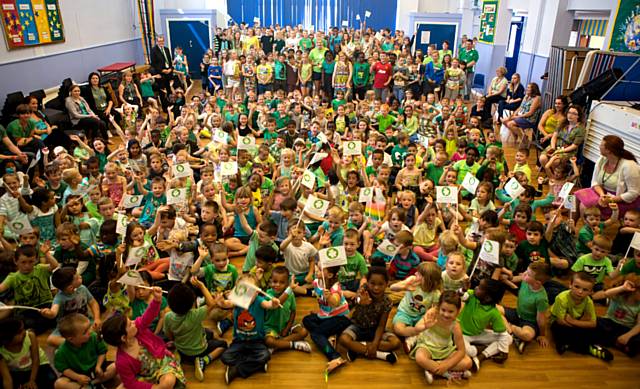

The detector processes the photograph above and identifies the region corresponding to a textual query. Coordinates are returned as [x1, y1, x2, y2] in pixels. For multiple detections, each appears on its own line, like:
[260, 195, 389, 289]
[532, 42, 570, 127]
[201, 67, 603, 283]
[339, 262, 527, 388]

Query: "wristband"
[285, 286, 293, 296]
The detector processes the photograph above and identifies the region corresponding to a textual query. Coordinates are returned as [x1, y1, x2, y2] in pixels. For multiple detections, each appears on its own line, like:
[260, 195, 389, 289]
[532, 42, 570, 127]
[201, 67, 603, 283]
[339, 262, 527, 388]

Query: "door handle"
[189, 40, 193, 47]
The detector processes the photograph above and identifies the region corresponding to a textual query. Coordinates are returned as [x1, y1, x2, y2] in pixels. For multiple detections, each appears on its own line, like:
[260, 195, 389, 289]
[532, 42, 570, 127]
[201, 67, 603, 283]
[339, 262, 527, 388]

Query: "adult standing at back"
[309, 37, 328, 97]
[458, 39, 479, 101]
[149, 36, 173, 108]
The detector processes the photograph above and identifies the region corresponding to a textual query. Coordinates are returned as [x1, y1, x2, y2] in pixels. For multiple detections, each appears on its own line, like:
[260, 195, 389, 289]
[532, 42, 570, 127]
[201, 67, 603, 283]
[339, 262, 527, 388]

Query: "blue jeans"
[302, 314, 351, 361]
[221, 339, 270, 378]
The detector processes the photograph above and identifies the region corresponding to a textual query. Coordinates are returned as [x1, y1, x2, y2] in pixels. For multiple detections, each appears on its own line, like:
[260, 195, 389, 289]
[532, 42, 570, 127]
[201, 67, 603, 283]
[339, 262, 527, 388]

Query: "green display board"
[478, 0, 498, 44]
[608, 0, 640, 52]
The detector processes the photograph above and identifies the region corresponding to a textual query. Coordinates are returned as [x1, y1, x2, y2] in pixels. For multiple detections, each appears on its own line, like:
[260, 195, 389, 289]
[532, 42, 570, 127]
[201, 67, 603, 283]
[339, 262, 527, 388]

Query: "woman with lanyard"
[539, 104, 585, 165]
[575, 135, 640, 218]
[65, 84, 109, 142]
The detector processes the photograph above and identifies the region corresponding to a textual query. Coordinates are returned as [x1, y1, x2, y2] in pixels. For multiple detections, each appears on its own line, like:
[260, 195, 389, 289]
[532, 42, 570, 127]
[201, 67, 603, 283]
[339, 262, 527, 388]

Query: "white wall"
[0, 0, 139, 65]
[395, 0, 419, 34]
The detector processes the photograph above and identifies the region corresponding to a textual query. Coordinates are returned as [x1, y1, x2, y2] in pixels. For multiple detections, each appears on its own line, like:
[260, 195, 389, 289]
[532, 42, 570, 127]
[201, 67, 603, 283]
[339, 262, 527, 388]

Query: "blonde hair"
[328, 206, 345, 221]
[417, 262, 443, 293]
[439, 230, 459, 254]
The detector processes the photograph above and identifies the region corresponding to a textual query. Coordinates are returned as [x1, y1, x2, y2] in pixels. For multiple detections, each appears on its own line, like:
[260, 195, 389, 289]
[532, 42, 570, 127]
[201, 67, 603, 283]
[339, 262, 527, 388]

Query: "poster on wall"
[1, 0, 64, 50]
[478, 0, 499, 44]
[608, 0, 640, 52]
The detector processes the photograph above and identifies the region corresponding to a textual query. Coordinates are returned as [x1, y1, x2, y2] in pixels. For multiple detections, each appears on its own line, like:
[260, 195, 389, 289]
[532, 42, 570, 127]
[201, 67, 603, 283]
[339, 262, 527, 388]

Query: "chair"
[471, 73, 485, 101]
[1, 91, 25, 126]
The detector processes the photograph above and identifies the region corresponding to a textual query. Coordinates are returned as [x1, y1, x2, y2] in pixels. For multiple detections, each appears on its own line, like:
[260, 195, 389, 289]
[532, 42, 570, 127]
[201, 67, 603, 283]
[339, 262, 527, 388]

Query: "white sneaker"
[463, 370, 472, 379]
[425, 370, 434, 384]
[293, 340, 312, 353]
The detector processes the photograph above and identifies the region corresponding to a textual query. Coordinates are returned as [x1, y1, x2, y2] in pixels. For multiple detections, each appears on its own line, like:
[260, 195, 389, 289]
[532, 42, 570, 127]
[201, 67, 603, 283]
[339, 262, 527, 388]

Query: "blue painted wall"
[0, 39, 144, 108]
[515, 51, 548, 92]
[406, 12, 462, 56]
[227, 0, 397, 31]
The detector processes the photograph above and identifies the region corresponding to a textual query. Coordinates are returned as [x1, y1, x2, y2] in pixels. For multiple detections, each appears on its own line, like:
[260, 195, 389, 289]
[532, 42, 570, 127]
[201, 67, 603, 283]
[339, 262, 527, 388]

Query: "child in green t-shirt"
[264, 266, 311, 353]
[54, 313, 118, 388]
[572, 235, 614, 291]
[338, 229, 369, 297]
[164, 281, 227, 381]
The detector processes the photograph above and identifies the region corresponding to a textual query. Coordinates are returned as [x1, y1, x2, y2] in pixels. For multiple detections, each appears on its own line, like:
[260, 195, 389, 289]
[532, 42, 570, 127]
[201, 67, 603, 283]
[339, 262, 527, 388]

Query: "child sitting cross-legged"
[264, 266, 311, 353]
[338, 260, 401, 364]
[54, 313, 119, 389]
[411, 291, 474, 383]
[502, 261, 551, 354]
[164, 281, 227, 382]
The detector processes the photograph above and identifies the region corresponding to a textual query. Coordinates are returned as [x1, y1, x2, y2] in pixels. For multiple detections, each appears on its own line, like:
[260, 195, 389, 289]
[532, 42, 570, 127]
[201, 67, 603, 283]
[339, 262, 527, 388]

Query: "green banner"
[608, 0, 640, 52]
[479, 0, 499, 44]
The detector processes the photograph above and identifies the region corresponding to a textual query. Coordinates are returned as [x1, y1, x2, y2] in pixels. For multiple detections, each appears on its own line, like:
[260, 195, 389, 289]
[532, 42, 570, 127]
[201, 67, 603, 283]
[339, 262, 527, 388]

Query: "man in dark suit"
[150, 36, 173, 108]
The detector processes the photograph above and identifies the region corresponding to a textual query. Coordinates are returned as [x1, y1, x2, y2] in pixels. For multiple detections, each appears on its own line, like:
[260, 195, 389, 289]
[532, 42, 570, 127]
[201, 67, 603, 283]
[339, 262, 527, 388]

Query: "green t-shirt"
[1, 264, 53, 307]
[515, 239, 551, 273]
[273, 60, 286, 80]
[550, 290, 596, 324]
[606, 296, 640, 328]
[390, 144, 407, 167]
[338, 252, 369, 283]
[331, 98, 346, 112]
[458, 290, 506, 336]
[54, 332, 107, 375]
[203, 263, 238, 293]
[516, 282, 549, 323]
[424, 163, 444, 185]
[299, 37, 313, 51]
[309, 47, 328, 73]
[353, 62, 370, 87]
[271, 111, 290, 130]
[576, 224, 604, 256]
[621, 259, 640, 275]
[6, 118, 36, 140]
[459, 48, 479, 72]
[131, 297, 168, 332]
[397, 287, 440, 319]
[265, 289, 296, 334]
[163, 306, 208, 356]
[243, 231, 279, 272]
[376, 113, 396, 132]
[571, 254, 613, 284]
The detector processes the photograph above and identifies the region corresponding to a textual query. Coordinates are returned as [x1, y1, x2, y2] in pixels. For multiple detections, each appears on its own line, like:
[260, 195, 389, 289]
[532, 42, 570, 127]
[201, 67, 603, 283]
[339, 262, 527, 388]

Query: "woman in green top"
[537, 95, 569, 153]
[501, 82, 542, 145]
[541, 104, 586, 165]
[352, 52, 370, 100]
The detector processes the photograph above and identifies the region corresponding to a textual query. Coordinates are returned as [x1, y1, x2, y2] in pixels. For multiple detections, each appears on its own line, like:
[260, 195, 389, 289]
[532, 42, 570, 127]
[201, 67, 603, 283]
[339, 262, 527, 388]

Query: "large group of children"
[0, 21, 639, 389]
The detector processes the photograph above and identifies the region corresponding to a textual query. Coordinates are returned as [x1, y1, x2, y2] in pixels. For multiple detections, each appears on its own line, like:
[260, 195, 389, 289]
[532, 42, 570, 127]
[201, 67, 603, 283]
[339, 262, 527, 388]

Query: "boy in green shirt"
[264, 266, 311, 353]
[338, 229, 368, 297]
[54, 313, 118, 388]
[390, 133, 410, 167]
[549, 271, 613, 360]
[165, 281, 227, 381]
[458, 278, 512, 369]
[576, 206, 619, 257]
[571, 235, 614, 288]
[503, 262, 550, 354]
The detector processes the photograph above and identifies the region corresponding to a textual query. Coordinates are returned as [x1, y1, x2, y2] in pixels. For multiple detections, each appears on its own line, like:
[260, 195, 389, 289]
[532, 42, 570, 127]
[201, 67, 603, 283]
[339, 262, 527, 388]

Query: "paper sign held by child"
[122, 194, 143, 209]
[166, 188, 187, 206]
[172, 163, 193, 179]
[116, 213, 128, 236]
[359, 187, 374, 203]
[479, 239, 500, 265]
[558, 182, 575, 200]
[7, 214, 33, 236]
[118, 270, 145, 287]
[319, 246, 348, 268]
[461, 173, 479, 194]
[304, 195, 330, 218]
[301, 169, 316, 189]
[229, 281, 261, 309]
[238, 136, 257, 150]
[220, 161, 238, 176]
[631, 232, 640, 251]
[378, 239, 398, 257]
[343, 141, 362, 156]
[436, 186, 458, 204]
[505, 178, 525, 199]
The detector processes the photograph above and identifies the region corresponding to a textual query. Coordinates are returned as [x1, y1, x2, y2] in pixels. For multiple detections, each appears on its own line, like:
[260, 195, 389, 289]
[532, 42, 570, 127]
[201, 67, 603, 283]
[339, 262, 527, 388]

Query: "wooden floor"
[36, 87, 640, 388]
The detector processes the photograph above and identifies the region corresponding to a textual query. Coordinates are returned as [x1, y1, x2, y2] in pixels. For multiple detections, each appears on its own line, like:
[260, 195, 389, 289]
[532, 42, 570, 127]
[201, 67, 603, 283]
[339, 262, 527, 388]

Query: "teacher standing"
[150, 36, 173, 109]
[576, 135, 640, 218]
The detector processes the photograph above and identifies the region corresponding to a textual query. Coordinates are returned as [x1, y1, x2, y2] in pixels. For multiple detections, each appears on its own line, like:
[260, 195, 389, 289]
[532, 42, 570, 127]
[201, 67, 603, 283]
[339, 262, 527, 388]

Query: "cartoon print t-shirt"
[397, 286, 441, 319]
[233, 295, 266, 341]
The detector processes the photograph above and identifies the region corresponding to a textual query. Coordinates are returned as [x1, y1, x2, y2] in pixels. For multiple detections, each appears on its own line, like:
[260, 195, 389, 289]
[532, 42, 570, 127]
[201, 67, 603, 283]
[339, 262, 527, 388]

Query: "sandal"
[325, 357, 347, 374]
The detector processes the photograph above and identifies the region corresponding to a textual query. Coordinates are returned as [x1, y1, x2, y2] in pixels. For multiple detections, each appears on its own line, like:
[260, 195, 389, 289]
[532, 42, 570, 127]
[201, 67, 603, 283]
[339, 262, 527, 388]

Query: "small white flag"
[461, 173, 479, 194]
[238, 135, 257, 150]
[377, 239, 398, 257]
[558, 182, 575, 200]
[374, 187, 386, 203]
[417, 134, 429, 149]
[564, 195, 577, 211]
[383, 152, 393, 166]
[172, 163, 193, 179]
[436, 186, 458, 204]
[356, 14, 361, 20]
[213, 129, 228, 144]
[118, 270, 145, 286]
[28, 150, 41, 170]
[220, 161, 238, 176]
[359, 187, 374, 203]
[365, 10, 372, 17]
[253, 17, 260, 23]
[168, 251, 194, 281]
[166, 188, 187, 206]
[229, 281, 260, 309]
[479, 239, 500, 265]
[319, 246, 348, 268]
[125, 242, 152, 267]
[122, 194, 143, 209]
[316, 131, 328, 144]
[505, 178, 525, 199]
[7, 214, 33, 236]
[343, 140, 362, 156]
[301, 169, 316, 189]
[341, 20, 349, 27]
[631, 232, 640, 250]
[116, 213, 128, 236]
[303, 195, 330, 218]
[309, 152, 328, 165]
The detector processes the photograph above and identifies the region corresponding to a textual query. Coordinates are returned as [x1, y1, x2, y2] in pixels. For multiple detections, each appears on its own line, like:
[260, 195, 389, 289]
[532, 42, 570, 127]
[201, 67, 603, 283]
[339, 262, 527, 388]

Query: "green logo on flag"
[313, 199, 324, 209]
[327, 248, 338, 259]
[130, 195, 139, 203]
[484, 241, 493, 252]
[12, 222, 24, 230]
[347, 142, 356, 149]
[176, 164, 185, 172]
[441, 187, 451, 196]
[242, 137, 251, 144]
[171, 189, 181, 197]
[235, 284, 247, 295]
